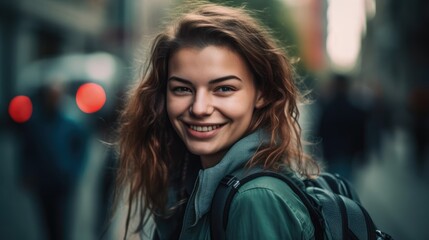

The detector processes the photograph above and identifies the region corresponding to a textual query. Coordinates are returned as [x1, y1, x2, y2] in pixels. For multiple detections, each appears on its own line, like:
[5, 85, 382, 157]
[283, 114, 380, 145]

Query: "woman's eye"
[173, 87, 192, 94]
[215, 86, 234, 92]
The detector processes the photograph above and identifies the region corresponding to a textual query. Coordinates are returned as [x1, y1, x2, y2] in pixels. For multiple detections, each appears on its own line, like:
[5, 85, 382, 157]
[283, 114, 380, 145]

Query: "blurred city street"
[1, 0, 429, 240]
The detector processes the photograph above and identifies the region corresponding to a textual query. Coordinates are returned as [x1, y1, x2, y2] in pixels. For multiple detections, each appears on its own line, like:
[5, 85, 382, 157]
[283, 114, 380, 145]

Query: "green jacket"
[153, 130, 315, 239]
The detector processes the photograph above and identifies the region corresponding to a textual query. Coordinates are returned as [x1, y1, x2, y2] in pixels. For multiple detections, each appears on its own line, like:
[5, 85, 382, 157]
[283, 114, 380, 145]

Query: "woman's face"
[167, 45, 264, 168]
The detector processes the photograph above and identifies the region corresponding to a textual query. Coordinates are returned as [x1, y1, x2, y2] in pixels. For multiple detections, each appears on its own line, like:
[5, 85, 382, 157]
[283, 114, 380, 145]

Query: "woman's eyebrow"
[209, 75, 242, 84]
[168, 76, 192, 85]
[168, 75, 242, 84]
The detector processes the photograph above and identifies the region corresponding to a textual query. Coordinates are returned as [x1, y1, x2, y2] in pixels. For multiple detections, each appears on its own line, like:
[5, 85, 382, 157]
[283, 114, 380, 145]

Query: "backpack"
[210, 168, 393, 240]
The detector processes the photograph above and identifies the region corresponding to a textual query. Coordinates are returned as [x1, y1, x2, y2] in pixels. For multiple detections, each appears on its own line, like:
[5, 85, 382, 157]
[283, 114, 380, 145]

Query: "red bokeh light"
[9, 95, 33, 123]
[76, 83, 106, 113]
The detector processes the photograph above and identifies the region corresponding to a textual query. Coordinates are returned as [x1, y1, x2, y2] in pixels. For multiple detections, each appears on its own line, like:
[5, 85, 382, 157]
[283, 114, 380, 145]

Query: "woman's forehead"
[167, 46, 253, 82]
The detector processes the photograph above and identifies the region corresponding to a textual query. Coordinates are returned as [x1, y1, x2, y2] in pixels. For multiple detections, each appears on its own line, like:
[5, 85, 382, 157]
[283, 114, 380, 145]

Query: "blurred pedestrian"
[365, 82, 393, 160]
[112, 3, 320, 240]
[18, 83, 89, 240]
[317, 74, 368, 182]
[408, 85, 429, 169]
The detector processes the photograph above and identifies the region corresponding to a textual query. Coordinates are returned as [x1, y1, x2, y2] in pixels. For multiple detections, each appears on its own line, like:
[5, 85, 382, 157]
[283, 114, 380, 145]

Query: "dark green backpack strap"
[210, 167, 261, 240]
[210, 168, 325, 240]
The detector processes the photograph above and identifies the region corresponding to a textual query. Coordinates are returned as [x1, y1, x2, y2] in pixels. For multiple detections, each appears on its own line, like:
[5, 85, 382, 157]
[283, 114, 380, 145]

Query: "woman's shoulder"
[235, 175, 303, 206]
[226, 175, 315, 239]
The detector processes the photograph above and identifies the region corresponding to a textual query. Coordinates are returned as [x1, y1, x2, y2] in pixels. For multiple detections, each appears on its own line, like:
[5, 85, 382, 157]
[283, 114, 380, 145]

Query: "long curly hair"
[114, 3, 320, 237]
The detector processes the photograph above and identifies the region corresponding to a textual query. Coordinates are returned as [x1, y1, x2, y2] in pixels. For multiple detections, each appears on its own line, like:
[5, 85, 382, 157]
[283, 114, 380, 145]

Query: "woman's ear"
[255, 91, 266, 109]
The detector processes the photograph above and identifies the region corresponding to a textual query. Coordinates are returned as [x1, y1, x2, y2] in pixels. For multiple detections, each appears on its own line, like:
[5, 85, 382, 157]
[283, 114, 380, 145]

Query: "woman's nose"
[189, 92, 214, 117]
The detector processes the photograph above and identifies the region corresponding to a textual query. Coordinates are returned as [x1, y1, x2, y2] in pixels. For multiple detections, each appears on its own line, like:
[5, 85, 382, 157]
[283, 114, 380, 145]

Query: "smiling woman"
[113, 3, 320, 240]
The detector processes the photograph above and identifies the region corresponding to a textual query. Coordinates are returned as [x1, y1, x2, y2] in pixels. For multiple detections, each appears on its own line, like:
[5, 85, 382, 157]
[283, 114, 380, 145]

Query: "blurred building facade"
[0, 0, 179, 126]
[1, 0, 111, 124]
[361, 0, 429, 161]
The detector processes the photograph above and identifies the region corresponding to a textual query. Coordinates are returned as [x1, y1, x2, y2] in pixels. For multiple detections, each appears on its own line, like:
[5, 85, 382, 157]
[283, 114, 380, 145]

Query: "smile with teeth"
[189, 124, 222, 132]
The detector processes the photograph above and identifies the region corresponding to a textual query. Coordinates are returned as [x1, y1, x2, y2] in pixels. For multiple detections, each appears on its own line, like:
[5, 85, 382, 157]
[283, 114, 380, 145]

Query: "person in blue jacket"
[113, 3, 320, 239]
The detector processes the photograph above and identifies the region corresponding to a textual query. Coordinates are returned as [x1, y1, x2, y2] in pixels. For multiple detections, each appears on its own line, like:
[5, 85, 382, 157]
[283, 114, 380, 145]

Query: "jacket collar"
[190, 129, 268, 223]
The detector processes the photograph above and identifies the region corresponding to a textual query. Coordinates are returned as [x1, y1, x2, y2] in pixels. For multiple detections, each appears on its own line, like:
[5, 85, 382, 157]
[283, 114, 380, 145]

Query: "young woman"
[115, 3, 320, 239]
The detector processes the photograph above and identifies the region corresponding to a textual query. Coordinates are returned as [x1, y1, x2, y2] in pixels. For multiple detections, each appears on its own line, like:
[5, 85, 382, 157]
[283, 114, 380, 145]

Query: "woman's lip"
[184, 121, 226, 126]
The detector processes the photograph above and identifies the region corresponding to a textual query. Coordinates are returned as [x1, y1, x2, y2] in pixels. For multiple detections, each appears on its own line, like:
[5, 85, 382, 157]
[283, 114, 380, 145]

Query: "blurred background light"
[76, 83, 106, 114]
[326, 0, 366, 71]
[8, 95, 33, 123]
[365, 0, 376, 19]
[85, 53, 117, 82]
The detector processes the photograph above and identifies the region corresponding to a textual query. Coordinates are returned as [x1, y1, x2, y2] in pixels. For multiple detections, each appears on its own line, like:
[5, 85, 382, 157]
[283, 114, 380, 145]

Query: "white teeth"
[190, 125, 220, 132]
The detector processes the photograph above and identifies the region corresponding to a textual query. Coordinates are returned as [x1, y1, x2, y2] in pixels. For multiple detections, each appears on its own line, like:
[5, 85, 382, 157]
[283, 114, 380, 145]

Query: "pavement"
[354, 127, 429, 240]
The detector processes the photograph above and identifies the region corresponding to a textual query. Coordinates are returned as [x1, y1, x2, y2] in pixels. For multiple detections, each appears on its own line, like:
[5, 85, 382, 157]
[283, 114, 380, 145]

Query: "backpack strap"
[210, 168, 325, 240]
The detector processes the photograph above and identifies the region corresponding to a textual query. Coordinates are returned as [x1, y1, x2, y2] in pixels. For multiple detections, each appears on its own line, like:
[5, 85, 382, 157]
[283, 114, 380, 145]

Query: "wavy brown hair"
[114, 3, 320, 238]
